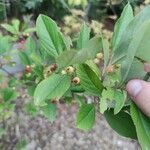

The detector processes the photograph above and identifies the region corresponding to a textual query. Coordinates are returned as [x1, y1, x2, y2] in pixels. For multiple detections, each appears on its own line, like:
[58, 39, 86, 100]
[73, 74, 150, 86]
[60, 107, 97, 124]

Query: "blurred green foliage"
[0, 0, 148, 22]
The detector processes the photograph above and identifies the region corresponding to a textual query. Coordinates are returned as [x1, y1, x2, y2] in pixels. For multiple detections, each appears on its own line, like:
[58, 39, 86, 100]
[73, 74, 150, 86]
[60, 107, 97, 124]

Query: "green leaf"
[25, 102, 37, 117]
[99, 88, 114, 114]
[76, 64, 103, 96]
[85, 60, 100, 77]
[56, 36, 102, 68]
[27, 86, 36, 96]
[113, 5, 150, 63]
[77, 23, 90, 49]
[36, 14, 67, 58]
[16, 138, 28, 150]
[18, 51, 31, 65]
[25, 37, 36, 54]
[64, 36, 72, 50]
[100, 97, 108, 114]
[125, 58, 146, 82]
[1, 88, 18, 102]
[0, 36, 11, 54]
[114, 90, 126, 114]
[33, 65, 44, 79]
[30, 53, 42, 64]
[104, 109, 137, 139]
[12, 19, 20, 34]
[112, 3, 133, 51]
[0, 128, 6, 138]
[76, 104, 95, 131]
[102, 38, 110, 68]
[70, 85, 85, 93]
[34, 74, 71, 106]
[42, 103, 56, 123]
[23, 27, 36, 33]
[131, 103, 150, 150]
[121, 21, 150, 82]
[1, 24, 17, 35]
[8, 77, 20, 87]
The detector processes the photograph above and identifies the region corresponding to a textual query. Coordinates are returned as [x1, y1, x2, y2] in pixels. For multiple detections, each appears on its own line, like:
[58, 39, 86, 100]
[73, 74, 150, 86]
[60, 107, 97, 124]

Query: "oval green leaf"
[34, 74, 71, 106]
[104, 109, 137, 139]
[76, 64, 103, 96]
[131, 103, 150, 150]
[76, 104, 95, 131]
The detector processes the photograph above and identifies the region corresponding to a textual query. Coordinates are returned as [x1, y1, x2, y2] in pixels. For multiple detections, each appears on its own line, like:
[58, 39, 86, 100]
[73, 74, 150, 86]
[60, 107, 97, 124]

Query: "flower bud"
[72, 77, 80, 85]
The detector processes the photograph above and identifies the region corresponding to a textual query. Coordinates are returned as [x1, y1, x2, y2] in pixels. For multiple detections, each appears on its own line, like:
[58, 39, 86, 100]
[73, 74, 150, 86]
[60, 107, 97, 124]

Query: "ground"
[0, 93, 140, 150]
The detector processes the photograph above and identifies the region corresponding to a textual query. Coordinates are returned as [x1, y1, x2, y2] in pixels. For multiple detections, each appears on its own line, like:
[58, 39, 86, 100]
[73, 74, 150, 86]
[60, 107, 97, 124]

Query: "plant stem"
[84, 0, 93, 22]
[144, 72, 150, 81]
[0, 67, 13, 77]
[3, 0, 8, 22]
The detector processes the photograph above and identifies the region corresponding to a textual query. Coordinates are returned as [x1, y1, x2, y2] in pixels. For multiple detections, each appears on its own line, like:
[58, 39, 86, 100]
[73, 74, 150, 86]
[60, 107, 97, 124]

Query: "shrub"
[1, 3, 150, 149]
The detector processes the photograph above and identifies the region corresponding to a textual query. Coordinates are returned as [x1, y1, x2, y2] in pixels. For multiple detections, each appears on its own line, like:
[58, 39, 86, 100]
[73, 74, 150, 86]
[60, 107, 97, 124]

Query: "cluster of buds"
[25, 64, 36, 77]
[72, 77, 80, 85]
[61, 66, 75, 75]
[94, 52, 103, 64]
[44, 63, 58, 78]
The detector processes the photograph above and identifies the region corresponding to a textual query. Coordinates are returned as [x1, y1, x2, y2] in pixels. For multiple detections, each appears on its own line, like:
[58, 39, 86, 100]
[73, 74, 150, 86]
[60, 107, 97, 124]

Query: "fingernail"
[126, 80, 142, 98]
[144, 63, 150, 72]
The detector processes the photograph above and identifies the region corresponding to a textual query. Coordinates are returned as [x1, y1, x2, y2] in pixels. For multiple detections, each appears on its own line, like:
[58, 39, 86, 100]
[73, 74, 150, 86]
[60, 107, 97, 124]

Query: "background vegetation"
[0, 0, 150, 149]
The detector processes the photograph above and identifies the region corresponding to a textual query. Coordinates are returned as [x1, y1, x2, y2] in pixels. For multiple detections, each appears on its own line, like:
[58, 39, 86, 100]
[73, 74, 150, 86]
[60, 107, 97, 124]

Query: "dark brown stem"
[0, 67, 13, 77]
[144, 72, 150, 81]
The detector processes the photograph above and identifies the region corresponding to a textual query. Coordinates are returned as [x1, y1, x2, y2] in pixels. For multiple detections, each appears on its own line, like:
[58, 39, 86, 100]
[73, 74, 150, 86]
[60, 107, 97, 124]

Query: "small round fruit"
[61, 70, 67, 75]
[72, 77, 80, 85]
[106, 65, 114, 73]
[65, 66, 75, 73]
[96, 53, 103, 59]
[50, 63, 57, 72]
[94, 58, 100, 64]
[23, 33, 29, 38]
[25, 65, 32, 73]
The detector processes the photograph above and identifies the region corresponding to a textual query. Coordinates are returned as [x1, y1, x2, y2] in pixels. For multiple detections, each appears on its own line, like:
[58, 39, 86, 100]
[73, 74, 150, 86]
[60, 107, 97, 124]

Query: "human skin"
[126, 63, 150, 118]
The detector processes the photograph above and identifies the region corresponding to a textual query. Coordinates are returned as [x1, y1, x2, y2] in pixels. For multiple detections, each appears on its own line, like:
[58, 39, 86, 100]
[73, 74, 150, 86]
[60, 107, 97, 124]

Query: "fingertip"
[126, 79, 150, 117]
[126, 79, 142, 98]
